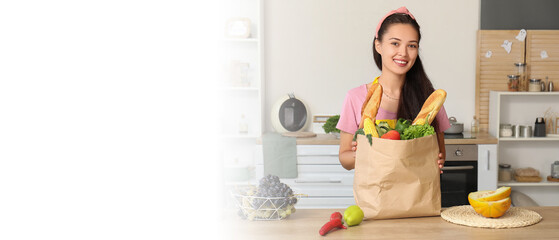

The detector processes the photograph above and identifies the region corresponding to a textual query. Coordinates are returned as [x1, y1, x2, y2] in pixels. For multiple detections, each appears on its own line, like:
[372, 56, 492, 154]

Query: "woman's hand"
[351, 140, 358, 153]
[436, 132, 445, 174]
[437, 152, 445, 174]
[339, 131, 358, 170]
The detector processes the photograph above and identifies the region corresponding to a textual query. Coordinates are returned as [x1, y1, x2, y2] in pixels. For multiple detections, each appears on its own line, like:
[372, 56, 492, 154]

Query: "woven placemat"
[441, 205, 542, 229]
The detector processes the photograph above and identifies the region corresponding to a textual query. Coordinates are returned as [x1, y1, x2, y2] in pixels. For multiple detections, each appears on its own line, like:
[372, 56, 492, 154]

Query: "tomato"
[381, 130, 400, 140]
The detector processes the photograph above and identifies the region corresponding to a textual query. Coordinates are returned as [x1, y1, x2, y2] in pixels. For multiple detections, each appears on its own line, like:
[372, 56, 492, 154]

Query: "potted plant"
[322, 115, 340, 138]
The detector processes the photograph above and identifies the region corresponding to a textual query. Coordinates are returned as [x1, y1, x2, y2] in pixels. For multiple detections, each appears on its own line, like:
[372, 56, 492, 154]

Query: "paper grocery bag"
[353, 134, 441, 220]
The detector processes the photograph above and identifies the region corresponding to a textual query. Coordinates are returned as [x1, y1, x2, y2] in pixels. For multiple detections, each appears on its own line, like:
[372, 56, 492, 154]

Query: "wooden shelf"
[493, 91, 559, 96]
[224, 86, 260, 91]
[498, 180, 559, 187]
[223, 38, 258, 43]
[499, 136, 559, 141]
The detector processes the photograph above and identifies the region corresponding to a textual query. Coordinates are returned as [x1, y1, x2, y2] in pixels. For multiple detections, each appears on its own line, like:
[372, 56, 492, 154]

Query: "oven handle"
[441, 166, 475, 171]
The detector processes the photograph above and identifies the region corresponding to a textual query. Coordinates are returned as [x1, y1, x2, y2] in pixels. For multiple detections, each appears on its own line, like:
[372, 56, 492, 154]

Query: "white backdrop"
[264, 0, 480, 132]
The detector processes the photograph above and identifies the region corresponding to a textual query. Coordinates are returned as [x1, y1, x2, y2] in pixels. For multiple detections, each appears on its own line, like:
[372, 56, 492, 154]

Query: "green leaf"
[366, 134, 372, 146]
[353, 128, 365, 141]
[395, 118, 411, 134]
[322, 115, 341, 133]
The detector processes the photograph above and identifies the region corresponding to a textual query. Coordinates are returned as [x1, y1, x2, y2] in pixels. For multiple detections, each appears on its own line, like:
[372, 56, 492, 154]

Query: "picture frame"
[229, 60, 250, 87]
[225, 18, 251, 38]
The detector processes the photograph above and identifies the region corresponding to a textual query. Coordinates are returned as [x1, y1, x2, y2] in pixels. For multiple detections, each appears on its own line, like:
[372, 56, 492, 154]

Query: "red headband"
[375, 6, 415, 39]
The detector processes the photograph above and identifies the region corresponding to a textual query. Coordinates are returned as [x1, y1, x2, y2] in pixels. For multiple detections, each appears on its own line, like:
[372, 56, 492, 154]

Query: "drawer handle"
[486, 150, 490, 171]
[441, 166, 474, 171]
[294, 180, 342, 183]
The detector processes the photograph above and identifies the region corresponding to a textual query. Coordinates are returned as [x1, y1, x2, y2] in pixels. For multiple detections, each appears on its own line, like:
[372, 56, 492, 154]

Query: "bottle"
[239, 114, 248, 134]
[471, 115, 479, 134]
[534, 117, 546, 137]
[552, 161, 559, 179]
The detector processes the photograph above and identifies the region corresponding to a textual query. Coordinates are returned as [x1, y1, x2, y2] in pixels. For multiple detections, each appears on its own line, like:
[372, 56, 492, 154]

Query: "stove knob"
[455, 149, 463, 156]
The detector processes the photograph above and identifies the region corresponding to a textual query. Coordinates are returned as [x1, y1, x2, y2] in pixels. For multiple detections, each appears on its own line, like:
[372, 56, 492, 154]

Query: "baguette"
[412, 89, 447, 125]
[359, 83, 383, 128]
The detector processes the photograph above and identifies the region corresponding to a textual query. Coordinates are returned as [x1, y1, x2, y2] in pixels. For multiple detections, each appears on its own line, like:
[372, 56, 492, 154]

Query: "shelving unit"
[220, 0, 263, 186]
[489, 91, 559, 206]
[489, 91, 559, 138]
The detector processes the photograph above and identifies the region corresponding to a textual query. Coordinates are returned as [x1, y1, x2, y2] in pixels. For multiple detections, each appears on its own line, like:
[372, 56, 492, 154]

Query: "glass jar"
[515, 63, 527, 91]
[507, 75, 519, 91]
[552, 161, 559, 179]
[529, 78, 542, 92]
[500, 124, 513, 137]
[499, 164, 513, 182]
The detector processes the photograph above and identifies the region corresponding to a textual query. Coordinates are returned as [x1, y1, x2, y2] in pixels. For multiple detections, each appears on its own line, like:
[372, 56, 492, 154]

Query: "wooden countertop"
[222, 207, 558, 240]
[258, 132, 498, 145]
[444, 132, 498, 145]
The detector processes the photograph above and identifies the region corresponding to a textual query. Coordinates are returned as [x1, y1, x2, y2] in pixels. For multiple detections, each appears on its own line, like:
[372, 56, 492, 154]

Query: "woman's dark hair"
[373, 13, 439, 131]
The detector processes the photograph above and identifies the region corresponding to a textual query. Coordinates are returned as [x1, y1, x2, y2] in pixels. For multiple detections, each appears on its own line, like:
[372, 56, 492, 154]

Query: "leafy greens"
[401, 123, 435, 140]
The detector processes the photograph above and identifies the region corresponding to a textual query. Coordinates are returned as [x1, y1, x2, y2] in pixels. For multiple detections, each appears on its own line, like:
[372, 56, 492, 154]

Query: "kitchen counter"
[444, 132, 498, 145]
[258, 132, 498, 145]
[222, 207, 557, 239]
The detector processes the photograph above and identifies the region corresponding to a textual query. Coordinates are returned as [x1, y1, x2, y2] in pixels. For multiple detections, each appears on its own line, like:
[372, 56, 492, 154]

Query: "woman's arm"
[339, 131, 357, 170]
[436, 131, 446, 174]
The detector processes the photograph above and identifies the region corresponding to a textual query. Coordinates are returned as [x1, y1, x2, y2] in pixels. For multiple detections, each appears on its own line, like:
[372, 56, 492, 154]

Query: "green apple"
[343, 205, 364, 226]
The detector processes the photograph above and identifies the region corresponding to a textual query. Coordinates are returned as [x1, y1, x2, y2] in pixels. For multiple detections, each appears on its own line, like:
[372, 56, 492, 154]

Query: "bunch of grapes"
[253, 174, 297, 209]
[235, 174, 298, 220]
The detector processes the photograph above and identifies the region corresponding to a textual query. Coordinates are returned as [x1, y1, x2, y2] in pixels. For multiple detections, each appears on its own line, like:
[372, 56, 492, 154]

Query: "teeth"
[394, 60, 407, 64]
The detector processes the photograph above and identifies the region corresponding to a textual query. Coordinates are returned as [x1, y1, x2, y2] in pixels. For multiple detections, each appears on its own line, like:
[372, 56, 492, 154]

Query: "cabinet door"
[476, 30, 525, 132]
[478, 144, 497, 190]
[526, 30, 559, 89]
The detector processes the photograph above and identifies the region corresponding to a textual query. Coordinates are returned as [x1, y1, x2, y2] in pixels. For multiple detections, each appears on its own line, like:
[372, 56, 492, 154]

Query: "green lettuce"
[401, 124, 435, 140]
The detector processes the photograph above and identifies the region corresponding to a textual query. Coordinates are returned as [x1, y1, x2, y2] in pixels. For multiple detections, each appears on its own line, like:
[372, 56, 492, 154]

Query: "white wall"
[264, 0, 480, 132]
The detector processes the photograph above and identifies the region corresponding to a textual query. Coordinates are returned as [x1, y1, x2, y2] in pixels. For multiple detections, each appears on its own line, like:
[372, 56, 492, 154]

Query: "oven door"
[440, 161, 477, 207]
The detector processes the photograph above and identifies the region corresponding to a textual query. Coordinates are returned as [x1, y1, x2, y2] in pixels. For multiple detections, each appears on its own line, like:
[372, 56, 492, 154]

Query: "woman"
[336, 7, 450, 172]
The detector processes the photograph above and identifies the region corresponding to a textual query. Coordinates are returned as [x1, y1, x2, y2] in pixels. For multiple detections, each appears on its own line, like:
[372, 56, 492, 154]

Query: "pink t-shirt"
[336, 84, 451, 134]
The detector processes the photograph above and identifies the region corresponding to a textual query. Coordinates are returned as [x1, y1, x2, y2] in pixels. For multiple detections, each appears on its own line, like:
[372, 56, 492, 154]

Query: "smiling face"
[374, 23, 419, 77]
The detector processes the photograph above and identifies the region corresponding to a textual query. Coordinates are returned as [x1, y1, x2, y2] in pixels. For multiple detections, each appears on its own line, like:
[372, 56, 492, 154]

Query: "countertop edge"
[257, 133, 498, 145]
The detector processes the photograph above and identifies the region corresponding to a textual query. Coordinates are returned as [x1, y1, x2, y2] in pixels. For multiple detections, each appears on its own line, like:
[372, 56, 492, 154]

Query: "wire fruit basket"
[231, 186, 302, 221]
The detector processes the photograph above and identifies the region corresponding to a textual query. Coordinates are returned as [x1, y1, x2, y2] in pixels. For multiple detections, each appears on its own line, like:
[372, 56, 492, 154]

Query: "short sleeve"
[435, 105, 451, 133]
[336, 91, 360, 134]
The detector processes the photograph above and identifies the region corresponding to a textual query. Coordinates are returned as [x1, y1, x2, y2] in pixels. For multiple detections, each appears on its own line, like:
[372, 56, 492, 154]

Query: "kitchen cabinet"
[255, 144, 356, 208]
[477, 144, 498, 191]
[489, 91, 559, 206]
[254, 134, 498, 209]
[221, 0, 264, 183]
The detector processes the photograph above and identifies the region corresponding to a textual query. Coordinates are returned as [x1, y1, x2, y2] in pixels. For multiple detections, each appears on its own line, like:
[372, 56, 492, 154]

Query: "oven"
[441, 144, 478, 207]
